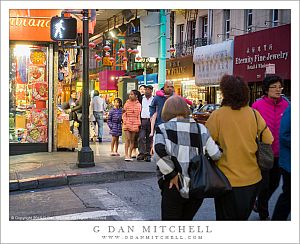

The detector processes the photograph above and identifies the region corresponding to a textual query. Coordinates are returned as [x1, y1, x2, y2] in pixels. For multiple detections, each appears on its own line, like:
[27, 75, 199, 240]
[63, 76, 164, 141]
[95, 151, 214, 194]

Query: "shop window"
[9, 45, 49, 143]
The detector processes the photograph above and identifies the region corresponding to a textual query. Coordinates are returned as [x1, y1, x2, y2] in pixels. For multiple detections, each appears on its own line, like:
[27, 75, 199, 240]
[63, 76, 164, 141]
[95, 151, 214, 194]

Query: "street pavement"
[9, 123, 156, 192]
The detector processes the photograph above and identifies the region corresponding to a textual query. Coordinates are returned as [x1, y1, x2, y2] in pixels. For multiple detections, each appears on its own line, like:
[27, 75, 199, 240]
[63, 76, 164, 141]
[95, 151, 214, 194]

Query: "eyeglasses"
[269, 86, 283, 90]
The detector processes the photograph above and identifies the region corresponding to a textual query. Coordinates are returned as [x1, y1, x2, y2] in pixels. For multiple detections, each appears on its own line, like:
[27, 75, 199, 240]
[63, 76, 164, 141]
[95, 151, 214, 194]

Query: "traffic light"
[50, 16, 77, 41]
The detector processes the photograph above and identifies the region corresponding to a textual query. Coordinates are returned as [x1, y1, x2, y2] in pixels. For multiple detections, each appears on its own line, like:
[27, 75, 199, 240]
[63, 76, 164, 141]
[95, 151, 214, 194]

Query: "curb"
[9, 170, 156, 192]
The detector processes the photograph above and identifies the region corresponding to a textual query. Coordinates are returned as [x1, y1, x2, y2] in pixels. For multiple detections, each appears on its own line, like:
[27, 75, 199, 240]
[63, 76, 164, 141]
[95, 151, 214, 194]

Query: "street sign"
[50, 16, 77, 41]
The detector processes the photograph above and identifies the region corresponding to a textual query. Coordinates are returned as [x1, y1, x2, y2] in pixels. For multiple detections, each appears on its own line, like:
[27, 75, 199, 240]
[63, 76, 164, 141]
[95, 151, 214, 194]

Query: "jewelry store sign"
[233, 24, 290, 81]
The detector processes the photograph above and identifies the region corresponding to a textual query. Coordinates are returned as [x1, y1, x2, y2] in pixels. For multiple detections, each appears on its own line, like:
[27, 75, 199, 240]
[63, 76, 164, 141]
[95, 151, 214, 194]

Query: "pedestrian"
[89, 95, 97, 142]
[139, 84, 146, 97]
[153, 95, 222, 220]
[91, 90, 107, 142]
[206, 75, 274, 220]
[252, 75, 289, 220]
[122, 90, 142, 161]
[137, 85, 154, 162]
[197, 100, 203, 110]
[68, 90, 78, 134]
[107, 98, 123, 156]
[68, 92, 82, 138]
[272, 104, 291, 220]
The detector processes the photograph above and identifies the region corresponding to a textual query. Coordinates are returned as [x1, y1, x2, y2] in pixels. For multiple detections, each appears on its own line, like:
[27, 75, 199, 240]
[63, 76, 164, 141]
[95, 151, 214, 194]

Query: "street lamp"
[77, 9, 95, 168]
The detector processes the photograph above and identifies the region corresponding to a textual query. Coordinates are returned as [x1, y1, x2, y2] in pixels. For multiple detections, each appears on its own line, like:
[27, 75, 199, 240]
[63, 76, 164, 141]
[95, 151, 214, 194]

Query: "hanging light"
[103, 45, 111, 52]
[117, 52, 120, 56]
[136, 56, 142, 61]
[119, 47, 125, 53]
[94, 54, 99, 59]
[132, 49, 139, 54]
[109, 57, 115, 62]
[169, 47, 176, 53]
[89, 42, 96, 48]
[127, 48, 132, 53]
[105, 52, 110, 57]
[96, 56, 102, 61]
[122, 57, 128, 62]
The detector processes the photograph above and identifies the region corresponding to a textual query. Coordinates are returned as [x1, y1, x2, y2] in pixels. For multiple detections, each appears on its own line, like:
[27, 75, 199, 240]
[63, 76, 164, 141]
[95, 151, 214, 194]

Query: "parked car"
[192, 104, 221, 124]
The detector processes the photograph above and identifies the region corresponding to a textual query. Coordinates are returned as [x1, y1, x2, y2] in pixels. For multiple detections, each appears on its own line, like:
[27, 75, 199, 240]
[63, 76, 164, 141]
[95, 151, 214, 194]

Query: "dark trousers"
[272, 168, 291, 220]
[257, 157, 281, 219]
[214, 182, 260, 220]
[161, 181, 203, 220]
[138, 118, 153, 156]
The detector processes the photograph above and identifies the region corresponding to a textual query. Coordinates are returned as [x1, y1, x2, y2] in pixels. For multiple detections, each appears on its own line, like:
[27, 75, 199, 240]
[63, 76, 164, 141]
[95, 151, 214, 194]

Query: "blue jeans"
[93, 111, 104, 139]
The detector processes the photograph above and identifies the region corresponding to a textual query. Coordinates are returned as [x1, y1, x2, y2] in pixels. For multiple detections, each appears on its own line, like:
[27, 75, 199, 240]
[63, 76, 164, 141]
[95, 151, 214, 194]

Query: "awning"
[193, 40, 234, 86]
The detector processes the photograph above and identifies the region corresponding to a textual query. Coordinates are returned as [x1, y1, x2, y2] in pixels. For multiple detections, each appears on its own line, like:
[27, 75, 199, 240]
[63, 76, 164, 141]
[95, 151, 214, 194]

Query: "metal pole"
[77, 9, 95, 168]
[158, 9, 167, 89]
[143, 59, 147, 85]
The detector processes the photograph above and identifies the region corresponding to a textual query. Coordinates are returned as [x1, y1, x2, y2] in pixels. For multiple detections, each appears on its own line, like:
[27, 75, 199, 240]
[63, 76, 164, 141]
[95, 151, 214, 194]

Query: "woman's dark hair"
[93, 90, 100, 96]
[262, 75, 283, 95]
[220, 75, 249, 110]
[131, 89, 142, 104]
[114, 97, 123, 108]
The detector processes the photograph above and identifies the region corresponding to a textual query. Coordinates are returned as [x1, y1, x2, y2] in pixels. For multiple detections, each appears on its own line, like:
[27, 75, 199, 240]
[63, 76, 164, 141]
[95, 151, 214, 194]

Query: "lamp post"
[158, 9, 167, 89]
[77, 9, 95, 168]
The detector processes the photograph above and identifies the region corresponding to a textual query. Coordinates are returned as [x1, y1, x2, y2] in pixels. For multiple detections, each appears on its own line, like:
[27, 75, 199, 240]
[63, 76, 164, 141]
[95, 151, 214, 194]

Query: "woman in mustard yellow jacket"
[206, 75, 273, 220]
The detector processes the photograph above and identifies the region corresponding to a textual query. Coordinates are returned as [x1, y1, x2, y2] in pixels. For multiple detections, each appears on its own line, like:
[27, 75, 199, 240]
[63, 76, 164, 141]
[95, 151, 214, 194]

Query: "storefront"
[9, 9, 96, 155]
[9, 10, 60, 155]
[166, 55, 206, 103]
[193, 40, 234, 104]
[233, 24, 291, 104]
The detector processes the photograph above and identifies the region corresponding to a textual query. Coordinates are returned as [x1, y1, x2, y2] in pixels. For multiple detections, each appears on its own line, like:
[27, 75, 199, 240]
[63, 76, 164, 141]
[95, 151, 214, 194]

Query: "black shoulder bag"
[188, 123, 232, 199]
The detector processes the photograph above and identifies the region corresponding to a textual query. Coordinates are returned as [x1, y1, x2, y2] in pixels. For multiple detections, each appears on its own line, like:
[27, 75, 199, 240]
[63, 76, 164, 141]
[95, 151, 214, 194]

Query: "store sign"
[9, 9, 96, 42]
[102, 57, 113, 66]
[136, 73, 158, 85]
[99, 70, 125, 90]
[166, 56, 194, 80]
[233, 24, 290, 81]
[193, 40, 234, 86]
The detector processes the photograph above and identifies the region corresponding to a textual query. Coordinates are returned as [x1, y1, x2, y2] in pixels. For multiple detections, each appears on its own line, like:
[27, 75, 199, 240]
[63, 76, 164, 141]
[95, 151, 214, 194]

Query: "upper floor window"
[272, 9, 279, 27]
[188, 20, 196, 42]
[224, 10, 230, 40]
[203, 16, 208, 38]
[178, 24, 184, 43]
[246, 9, 253, 32]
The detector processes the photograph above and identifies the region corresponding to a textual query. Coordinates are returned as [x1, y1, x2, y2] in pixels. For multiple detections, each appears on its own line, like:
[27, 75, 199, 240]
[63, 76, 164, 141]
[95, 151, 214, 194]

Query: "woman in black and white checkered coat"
[153, 95, 222, 220]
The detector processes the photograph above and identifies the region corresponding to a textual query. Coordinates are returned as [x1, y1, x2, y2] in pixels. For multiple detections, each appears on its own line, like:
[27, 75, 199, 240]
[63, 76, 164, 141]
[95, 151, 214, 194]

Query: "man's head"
[163, 80, 174, 96]
[144, 85, 153, 98]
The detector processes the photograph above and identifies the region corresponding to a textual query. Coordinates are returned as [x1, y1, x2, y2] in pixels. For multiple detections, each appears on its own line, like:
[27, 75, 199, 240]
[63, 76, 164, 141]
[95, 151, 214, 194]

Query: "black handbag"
[187, 123, 232, 199]
[252, 109, 274, 170]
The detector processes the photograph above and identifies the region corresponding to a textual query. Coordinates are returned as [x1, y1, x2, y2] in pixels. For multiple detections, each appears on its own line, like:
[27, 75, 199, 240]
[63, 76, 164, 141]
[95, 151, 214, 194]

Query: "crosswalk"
[37, 188, 145, 221]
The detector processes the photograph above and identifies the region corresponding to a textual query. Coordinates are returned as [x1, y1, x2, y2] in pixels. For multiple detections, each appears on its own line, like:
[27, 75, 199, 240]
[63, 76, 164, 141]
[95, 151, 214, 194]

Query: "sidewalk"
[9, 141, 156, 192]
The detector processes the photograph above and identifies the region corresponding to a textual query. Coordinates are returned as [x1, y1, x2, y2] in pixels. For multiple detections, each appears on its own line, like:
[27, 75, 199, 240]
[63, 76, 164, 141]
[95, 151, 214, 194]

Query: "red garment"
[252, 96, 289, 157]
[122, 99, 141, 132]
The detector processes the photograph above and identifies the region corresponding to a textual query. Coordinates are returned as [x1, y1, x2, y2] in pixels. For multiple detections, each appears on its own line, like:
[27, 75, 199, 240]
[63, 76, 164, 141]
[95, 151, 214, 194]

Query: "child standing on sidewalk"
[107, 98, 123, 156]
